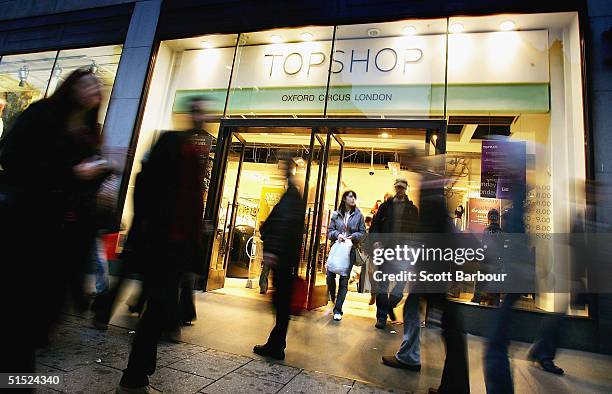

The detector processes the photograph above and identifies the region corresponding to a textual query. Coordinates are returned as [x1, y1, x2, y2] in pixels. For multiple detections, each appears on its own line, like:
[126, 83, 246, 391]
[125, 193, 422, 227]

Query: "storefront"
[123, 1, 599, 350]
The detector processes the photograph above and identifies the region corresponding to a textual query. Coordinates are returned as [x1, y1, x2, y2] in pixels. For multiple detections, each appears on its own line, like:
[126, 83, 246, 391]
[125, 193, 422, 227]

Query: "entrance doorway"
[202, 119, 446, 312]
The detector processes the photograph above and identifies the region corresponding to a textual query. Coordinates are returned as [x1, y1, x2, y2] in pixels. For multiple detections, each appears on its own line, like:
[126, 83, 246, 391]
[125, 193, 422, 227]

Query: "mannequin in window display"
[471, 208, 502, 306]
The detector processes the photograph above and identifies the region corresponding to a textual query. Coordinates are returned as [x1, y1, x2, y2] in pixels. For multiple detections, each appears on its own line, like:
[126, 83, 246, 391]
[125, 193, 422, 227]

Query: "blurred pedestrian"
[0, 69, 110, 372]
[116, 129, 204, 393]
[484, 184, 531, 393]
[381, 154, 469, 394]
[369, 178, 418, 329]
[326, 190, 366, 321]
[253, 154, 306, 360]
[93, 235, 110, 295]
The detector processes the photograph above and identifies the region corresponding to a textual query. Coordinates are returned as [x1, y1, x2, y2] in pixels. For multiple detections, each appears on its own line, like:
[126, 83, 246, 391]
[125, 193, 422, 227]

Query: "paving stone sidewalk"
[33, 315, 402, 394]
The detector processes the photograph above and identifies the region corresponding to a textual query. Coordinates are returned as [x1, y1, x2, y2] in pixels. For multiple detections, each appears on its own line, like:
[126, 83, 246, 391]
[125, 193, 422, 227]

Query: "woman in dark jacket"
[0, 69, 109, 372]
[326, 190, 366, 321]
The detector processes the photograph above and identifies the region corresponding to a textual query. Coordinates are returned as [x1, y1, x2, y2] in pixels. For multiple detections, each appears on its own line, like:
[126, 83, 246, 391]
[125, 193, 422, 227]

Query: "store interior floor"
[102, 279, 612, 393]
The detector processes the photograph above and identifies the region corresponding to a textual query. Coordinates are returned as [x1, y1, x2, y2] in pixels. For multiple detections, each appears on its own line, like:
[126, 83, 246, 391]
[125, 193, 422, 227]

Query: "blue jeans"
[326, 271, 349, 315]
[93, 237, 109, 294]
[396, 293, 421, 365]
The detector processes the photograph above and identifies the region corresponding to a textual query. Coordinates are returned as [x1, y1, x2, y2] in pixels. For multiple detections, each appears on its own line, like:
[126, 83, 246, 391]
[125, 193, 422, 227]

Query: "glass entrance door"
[306, 131, 344, 309]
[204, 126, 323, 293]
[203, 120, 447, 311]
[206, 133, 245, 291]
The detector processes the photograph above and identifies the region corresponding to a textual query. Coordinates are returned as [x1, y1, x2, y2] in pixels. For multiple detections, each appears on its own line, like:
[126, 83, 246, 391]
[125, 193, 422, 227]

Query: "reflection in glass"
[0, 51, 57, 134]
[226, 26, 335, 117]
[327, 19, 447, 119]
[49, 45, 123, 125]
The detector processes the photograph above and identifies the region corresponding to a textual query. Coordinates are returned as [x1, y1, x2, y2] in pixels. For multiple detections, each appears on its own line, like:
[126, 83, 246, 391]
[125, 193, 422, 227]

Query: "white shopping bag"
[326, 238, 353, 275]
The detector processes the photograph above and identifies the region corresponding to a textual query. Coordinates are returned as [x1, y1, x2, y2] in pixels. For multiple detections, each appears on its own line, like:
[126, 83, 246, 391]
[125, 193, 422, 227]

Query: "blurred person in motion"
[484, 179, 532, 393]
[524, 180, 611, 377]
[93, 235, 111, 295]
[0, 69, 111, 374]
[93, 96, 211, 332]
[326, 190, 366, 321]
[116, 128, 204, 393]
[380, 153, 470, 394]
[253, 154, 306, 360]
[369, 178, 418, 329]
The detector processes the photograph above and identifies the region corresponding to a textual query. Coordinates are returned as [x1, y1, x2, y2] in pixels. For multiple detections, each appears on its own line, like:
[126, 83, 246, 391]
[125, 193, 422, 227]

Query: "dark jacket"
[260, 184, 306, 271]
[369, 196, 419, 245]
[0, 101, 103, 226]
[127, 131, 204, 274]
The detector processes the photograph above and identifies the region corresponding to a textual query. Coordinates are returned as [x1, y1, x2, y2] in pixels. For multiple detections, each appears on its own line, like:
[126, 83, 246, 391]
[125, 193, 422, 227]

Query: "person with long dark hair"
[0, 68, 110, 373]
[326, 190, 366, 321]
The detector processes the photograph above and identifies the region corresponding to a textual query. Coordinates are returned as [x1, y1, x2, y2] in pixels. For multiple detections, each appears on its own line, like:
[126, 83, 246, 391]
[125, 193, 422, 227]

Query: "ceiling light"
[381, 132, 390, 138]
[301, 32, 314, 41]
[449, 23, 464, 34]
[500, 20, 516, 31]
[89, 60, 98, 74]
[367, 28, 381, 37]
[403, 26, 417, 35]
[270, 35, 283, 43]
[18, 65, 29, 87]
[200, 41, 213, 49]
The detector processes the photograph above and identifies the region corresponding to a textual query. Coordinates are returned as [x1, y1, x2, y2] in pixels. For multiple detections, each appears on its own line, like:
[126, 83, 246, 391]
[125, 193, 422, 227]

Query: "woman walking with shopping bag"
[326, 190, 366, 321]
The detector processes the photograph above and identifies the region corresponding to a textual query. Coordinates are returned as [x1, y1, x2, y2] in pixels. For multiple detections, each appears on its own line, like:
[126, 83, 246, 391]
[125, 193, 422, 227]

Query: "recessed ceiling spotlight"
[403, 26, 417, 35]
[500, 20, 516, 31]
[270, 35, 283, 43]
[200, 41, 213, 49]
[367, 28, 381, 37]
[301, 32, 314, 41]
[449, 23, 464, 34]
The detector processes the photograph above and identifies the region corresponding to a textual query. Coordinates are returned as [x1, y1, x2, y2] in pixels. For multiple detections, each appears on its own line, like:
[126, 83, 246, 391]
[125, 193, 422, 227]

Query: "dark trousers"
[426, 294, 470, 394]
[259, 262, 272, 293]
[484, 292, 521, 394]
[265, 267, 293, 351]
[375, 277, 405, 322]
[179, 273, 197, 323]
[529, 313, 563, 362]
[326, 271, 349, 314]
[120, 269, 181, 387]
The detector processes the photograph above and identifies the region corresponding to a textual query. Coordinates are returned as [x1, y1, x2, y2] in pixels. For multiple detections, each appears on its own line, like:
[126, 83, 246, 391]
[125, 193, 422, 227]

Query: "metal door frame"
[202, 118, 447, 294]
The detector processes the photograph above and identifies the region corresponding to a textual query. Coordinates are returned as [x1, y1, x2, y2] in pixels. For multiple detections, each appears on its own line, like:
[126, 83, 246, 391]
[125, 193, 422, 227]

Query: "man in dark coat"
[369, 177, 419, 329]
[253, 156, 306, 360]
[117, 130, 203, 394]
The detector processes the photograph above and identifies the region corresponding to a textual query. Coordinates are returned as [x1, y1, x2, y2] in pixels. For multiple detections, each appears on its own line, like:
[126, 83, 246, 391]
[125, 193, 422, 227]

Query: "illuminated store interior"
[125, 12, 587, 317]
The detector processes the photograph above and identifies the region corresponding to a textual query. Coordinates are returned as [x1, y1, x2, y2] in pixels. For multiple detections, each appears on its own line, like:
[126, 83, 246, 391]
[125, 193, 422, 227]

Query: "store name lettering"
[264, 48, 423, 77]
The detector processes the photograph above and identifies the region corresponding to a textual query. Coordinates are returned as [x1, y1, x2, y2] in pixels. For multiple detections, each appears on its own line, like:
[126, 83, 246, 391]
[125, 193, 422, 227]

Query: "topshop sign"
[173, 30, 549, 115]
[264, 47, 424, 77]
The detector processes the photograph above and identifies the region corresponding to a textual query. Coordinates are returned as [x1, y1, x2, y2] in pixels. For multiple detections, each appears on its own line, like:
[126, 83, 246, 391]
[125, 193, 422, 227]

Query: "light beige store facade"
[124, 11, 589, 330]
